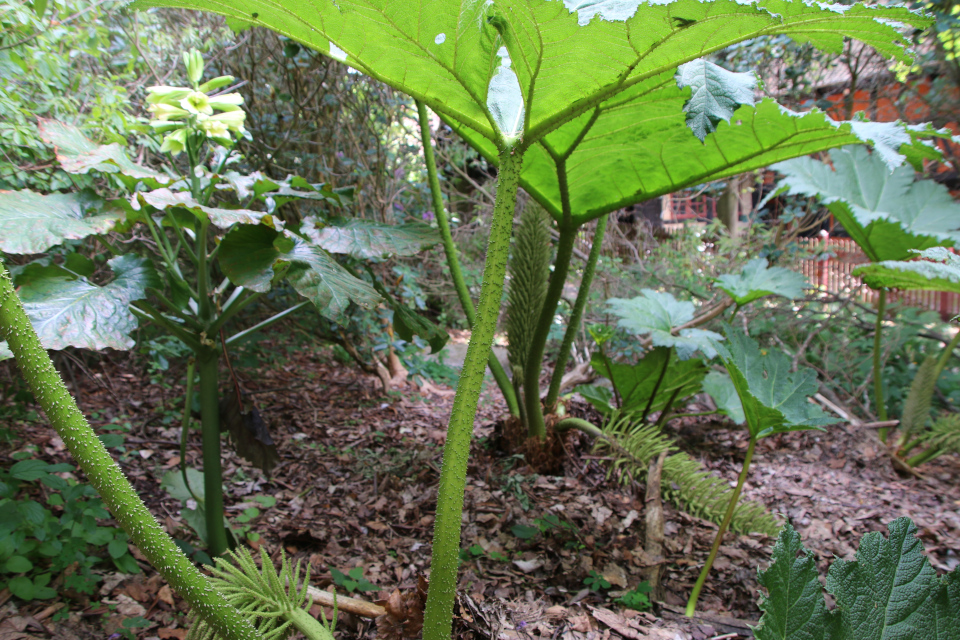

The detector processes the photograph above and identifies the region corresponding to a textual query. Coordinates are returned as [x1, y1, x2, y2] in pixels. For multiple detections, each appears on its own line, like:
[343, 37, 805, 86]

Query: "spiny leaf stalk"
[0, 261, 262, 640]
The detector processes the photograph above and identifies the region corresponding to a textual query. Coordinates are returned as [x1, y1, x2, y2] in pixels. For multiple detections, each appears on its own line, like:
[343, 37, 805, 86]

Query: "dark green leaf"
[715, 327, 836, 439]
[3, 556, 33, 574]
[219, 225, 380, 320]
[9, 460, 50, 482]
[0, 190, 123, 254]
[676, 58, 755, 141]
[826, 518, 945, 639]
[590, 347, 707, 416]
[755, 523, 826, 640]
[574, 384, 615, 415]
[511, 525, 540, 540]
[108, 538, 129, 559]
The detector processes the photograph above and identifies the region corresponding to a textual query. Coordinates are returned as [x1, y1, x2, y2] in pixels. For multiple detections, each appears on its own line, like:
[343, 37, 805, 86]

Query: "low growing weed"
[0, 456, 139, 600]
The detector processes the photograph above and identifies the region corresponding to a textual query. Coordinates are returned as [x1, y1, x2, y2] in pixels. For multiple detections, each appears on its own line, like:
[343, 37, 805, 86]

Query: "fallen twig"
[306, 585, 386, 619]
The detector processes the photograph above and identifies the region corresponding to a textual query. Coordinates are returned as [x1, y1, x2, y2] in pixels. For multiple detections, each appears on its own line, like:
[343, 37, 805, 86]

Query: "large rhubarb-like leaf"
[37, 119, 169, 184]
[453, 92, 951, 224]
[607, 290, 722, 360]
[218, 224, 380, 320]
[770, 146, 960, 262]
[756, 518, 960, 640]
[134, 0, 929, 151]
[0, 255, 159, 360]
[0, 190, 124, 254]
[585, 346, 707, 416]
[303, 218, 439, 259]
[854, 247, 960, 294]
[715, 327, 836, 439]
[715, 258, 807, 306]
[138, 189, 276, 229]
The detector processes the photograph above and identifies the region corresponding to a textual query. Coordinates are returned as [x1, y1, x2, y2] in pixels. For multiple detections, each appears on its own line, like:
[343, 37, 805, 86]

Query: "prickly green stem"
[0, 262, 262, 640]
[524, 223, 577, 439]
[416, 100, 519, 417]
[686, 436, 757, 617]
[422, 147, 522, 640]
[545, 214, 608, 411]
[874, 289, 889, 435]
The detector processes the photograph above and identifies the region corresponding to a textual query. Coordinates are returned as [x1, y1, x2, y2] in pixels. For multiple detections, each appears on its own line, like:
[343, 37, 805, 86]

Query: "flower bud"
[198, 75, 235, 93]
[183, 49, 204, 86]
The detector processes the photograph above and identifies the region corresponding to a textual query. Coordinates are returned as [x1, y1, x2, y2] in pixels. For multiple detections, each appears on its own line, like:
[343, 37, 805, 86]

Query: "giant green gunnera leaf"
[715, 327, 837, 439]
[135, 0, 939, 225]
[0, 255, 159, 360]
[770, 146, 960, 262]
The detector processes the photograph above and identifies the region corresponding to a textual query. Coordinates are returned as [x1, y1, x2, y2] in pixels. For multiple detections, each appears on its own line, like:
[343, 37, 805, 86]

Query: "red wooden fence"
[797, 237, 959, 321]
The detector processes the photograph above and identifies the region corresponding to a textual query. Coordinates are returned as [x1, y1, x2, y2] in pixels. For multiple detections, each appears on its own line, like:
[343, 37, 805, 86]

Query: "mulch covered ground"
[1, 335, 958, 640]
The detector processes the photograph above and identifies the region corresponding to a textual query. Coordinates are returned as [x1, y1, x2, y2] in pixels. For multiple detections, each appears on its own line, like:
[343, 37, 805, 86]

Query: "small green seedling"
[616, 582, 652, 611]
[330, 567, 380, 593]
[584, 570, 611, 592]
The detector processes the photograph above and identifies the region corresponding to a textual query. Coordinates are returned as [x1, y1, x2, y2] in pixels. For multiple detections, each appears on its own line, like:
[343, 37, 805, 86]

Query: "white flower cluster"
[146, 49, 247, 155]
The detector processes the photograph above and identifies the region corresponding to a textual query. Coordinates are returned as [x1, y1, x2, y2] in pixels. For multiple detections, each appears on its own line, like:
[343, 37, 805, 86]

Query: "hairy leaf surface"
[304, 218, 439, 259]
[756, 518, 960, 640]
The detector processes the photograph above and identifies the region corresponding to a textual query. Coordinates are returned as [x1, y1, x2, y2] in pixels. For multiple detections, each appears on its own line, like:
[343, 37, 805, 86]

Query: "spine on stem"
[0, 263, 262, 640]
[422, 148, 522, 640]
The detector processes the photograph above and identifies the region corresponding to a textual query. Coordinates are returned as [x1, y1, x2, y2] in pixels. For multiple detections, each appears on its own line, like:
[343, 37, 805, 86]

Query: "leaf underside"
[854, 247, 960, 294]
[607, 290, 722, 360]
[771, 146, 960, 262]
[132, 0, 937, 224]
[304, 218, 439, 259]
[0, 190, 123, 254]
